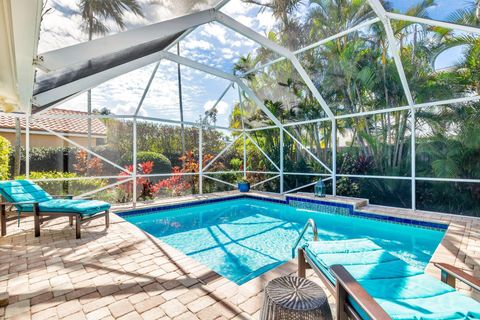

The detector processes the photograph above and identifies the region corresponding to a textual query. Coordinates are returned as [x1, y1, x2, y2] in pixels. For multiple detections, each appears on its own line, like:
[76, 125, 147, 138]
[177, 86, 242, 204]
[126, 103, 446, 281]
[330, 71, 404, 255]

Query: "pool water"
[125, 198, 445, 285]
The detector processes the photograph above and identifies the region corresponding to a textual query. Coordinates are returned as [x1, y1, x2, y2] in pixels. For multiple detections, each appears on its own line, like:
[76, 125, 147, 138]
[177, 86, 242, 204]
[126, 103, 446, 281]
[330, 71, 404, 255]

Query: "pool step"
[293, 193, 369, 210]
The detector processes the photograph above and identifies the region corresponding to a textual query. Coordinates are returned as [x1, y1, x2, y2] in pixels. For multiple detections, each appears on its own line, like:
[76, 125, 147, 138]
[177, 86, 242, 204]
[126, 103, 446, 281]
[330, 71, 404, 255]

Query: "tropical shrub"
[122, 151, 171, 173]
[229, 158, 242, 171]
[156, 167, 192, 197]
[0, 136, 10, 180]
[335, 177, 360, 198]
[117, 161, 161, 202]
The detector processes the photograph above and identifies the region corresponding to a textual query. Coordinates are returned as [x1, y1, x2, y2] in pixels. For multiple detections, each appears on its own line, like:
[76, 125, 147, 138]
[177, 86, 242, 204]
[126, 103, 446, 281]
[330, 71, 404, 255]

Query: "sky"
[38, 0, 475, 127]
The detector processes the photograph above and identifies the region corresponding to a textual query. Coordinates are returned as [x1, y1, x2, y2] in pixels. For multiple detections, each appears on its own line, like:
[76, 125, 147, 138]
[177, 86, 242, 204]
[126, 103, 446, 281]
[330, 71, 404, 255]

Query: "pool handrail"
[435, 262, 480, 291]
[330, 264, 392, 320]
[291, 218, 318, 258]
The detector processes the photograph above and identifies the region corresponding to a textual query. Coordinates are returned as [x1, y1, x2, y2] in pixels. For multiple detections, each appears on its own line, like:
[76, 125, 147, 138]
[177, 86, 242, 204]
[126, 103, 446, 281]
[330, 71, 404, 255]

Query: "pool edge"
[116, 193, 449, 231]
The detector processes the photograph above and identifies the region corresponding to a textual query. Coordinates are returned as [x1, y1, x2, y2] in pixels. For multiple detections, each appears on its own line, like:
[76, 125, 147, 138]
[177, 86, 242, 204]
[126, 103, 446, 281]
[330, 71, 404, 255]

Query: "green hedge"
[0, 136, 10, 180]
[7, 146, 172, 177]
[8, 146, 127, 176]
[9, 147, 79, 175]
[122, 151, 171, 173]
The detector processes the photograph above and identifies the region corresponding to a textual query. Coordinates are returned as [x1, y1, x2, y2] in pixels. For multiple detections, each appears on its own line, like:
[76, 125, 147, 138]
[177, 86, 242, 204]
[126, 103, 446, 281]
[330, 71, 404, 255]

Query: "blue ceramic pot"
[238, 182, 250, 192]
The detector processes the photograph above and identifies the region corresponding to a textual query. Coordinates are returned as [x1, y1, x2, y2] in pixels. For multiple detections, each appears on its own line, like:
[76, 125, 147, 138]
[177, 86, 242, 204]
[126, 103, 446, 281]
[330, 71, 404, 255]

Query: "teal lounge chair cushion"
[38, 199, 110, 216]
[0, 180, 52, 211]
[0, 180, 110, 216]
[304, 238, 480, 319]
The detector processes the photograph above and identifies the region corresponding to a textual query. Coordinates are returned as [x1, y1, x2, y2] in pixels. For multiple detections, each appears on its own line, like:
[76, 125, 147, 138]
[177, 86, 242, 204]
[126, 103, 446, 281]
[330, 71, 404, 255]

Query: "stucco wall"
[0, 132, 102, 148]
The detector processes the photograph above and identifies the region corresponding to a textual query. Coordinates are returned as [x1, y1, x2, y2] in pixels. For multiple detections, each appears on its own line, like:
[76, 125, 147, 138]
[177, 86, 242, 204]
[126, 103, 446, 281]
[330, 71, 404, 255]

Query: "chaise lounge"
[297, 238, 480, 320]
[0, 180, 110, 239]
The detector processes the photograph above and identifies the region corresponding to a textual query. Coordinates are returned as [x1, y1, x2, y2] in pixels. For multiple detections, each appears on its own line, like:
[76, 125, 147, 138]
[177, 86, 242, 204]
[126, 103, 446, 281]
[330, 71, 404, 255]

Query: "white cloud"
[257, 10, 277, 31]
[204, 100, 229, 115]
[114, 104, 143, 116]
[221, 48, 234, 59]
[183, 39, 214, 51]
[139, 0, 217, 25]
[220, 0, 277, 36]
[231, 40, 242, 48]
[200, 23, 227, 44]
[221, 0, 253, 17]
[38, 3, 85, 52]
[236, 15, 254, 28]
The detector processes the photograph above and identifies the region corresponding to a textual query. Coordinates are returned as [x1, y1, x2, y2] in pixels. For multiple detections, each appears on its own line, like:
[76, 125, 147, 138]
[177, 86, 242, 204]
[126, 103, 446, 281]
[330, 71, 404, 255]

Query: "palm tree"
[243, 0, 301, 28]
[78, 0, 144, 154]
[243, 0, 304, 49]
[427, 1, 480, 93]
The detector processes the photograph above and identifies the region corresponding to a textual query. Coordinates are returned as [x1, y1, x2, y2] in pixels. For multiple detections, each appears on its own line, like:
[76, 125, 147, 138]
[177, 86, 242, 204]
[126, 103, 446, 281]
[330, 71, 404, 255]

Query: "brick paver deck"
[1, 191, 479, 319]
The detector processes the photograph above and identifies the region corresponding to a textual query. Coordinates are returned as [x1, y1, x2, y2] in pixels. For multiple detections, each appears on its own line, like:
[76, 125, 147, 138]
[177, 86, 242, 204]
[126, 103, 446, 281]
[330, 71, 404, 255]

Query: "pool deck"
[0, 191, 479, 319]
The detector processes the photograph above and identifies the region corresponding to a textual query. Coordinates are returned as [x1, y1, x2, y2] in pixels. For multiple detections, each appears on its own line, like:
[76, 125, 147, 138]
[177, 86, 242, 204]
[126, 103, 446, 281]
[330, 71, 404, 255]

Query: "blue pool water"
[124, 198, 445, 284]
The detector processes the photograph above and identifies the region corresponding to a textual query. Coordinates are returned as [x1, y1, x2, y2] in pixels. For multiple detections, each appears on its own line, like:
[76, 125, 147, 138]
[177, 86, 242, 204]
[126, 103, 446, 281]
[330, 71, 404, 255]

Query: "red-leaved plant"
[118, 161, 159, 201]
[117, 151, 227, 201]
[155, 166, 191, 196]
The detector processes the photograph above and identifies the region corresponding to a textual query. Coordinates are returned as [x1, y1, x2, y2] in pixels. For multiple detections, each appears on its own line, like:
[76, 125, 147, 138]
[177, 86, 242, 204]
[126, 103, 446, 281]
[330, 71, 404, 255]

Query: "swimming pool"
[122, 197, 446, 285]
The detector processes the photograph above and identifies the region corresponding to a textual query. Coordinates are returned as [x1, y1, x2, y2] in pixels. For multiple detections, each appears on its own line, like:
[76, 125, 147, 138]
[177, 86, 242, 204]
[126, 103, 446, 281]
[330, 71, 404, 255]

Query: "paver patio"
[0, 191, 479, 319]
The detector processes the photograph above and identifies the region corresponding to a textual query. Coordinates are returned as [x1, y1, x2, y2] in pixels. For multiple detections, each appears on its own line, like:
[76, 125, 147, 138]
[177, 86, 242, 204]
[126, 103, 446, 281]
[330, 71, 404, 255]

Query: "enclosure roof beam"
[367, 0, 414, 107]
[214, 11, 335, 120]
[32, 42, 283, 129]
[283, 128, 333, 174]
[245, 132, 280, 171]
[161, 51, 284, 128]
[134, 61, 160, 117]
[136, 115, 238, 131]
[161, 52, 236, 81]
[32, 49, 167, 108]
[387, 12, 480, 35]
[35, 9, 217, 72]
[130, 1, 233, 120]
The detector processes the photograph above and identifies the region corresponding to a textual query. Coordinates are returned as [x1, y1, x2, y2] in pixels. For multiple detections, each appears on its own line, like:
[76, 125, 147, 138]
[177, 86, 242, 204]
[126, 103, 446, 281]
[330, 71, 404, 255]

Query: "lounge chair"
[297, 238, 480, 320]
[0, 180, 110, 239]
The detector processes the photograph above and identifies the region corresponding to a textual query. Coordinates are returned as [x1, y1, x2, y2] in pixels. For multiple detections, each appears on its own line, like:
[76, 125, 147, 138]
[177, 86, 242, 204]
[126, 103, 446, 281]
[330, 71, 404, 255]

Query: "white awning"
[0, 0, 42, 114]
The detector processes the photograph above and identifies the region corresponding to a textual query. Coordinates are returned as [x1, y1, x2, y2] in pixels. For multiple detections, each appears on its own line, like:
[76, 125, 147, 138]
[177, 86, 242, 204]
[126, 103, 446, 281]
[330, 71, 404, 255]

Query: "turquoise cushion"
[308, 238, 382, 253]
[375, 292, 480, 319]
[304, 239, 480, 319]
[0, 180, 52, 211]
[38, 199, 110, 216]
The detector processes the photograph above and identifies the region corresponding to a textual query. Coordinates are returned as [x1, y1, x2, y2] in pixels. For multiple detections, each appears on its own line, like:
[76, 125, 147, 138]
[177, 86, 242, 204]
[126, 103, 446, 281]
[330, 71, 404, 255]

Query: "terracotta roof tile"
[0, 108, 107, 136]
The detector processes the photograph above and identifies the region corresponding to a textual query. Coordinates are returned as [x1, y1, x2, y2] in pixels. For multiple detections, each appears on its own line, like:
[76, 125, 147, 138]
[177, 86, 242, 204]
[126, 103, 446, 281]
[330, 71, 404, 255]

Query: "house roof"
[0, 108, 107, 136]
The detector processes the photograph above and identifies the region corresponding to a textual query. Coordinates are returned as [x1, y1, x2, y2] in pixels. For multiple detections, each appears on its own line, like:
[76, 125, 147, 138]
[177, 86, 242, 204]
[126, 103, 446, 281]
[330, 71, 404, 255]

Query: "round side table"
[260, 276, 332, 320]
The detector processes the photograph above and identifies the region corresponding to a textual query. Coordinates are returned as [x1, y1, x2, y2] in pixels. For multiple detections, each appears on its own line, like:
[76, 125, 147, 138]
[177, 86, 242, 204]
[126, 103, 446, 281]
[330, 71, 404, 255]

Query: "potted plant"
[237, 178, 250, 192]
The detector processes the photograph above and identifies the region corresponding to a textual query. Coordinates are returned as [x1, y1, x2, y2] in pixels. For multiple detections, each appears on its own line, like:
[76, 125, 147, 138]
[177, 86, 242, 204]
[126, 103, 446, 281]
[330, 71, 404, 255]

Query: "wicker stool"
[260, 276, 332, 320]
